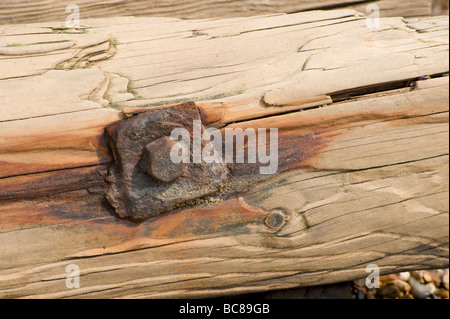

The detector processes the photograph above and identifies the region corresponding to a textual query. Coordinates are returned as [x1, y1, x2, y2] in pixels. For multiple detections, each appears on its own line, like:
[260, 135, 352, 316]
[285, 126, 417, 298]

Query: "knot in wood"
[265, 210, 286, 230]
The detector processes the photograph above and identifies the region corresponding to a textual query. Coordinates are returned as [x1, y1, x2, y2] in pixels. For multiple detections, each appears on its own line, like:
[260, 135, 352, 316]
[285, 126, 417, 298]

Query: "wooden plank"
[92, 13, 448, 112]
[432, 0, 449, 15]
[0, 12, 448, 298]
[351, 0, 434, 18]
[0, 109, 122, 178]
[0, 136, 447, 298]
[0, 165, 108, 201]
[0, 0, 434, 26]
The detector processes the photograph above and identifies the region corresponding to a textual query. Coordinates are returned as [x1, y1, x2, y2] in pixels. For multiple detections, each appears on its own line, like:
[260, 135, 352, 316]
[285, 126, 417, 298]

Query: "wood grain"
[0, 0, 434, 26]
[0, 11, 448, 298]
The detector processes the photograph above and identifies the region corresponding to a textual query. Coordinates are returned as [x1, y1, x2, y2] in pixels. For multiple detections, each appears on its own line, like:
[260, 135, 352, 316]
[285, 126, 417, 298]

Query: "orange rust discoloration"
[0, 188, 268, 241]
[196, 101, 225, 126]
[0, 110, 119, 179]
[228, 127, 338, 176]
[147, 197, 266, 238]
[0, 192, 103, 232]
[172, 101, 197, 112]
[0, 165, 108, 201]
[278, 127, 341, 172]
[0, 191, 150, 243]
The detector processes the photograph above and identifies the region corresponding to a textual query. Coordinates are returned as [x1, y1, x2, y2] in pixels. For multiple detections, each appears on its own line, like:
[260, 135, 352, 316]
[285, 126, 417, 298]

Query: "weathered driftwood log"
[0, 10, 448, 298]
[0, 0, 435, 25]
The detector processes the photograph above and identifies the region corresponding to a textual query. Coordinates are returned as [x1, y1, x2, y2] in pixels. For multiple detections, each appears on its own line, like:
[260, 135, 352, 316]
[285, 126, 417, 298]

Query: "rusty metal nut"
[143, 136, 185, 183]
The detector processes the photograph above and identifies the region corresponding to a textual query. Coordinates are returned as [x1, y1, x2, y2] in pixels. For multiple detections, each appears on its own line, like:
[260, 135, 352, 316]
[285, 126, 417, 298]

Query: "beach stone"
[379, 274, 398, 284]
[425, 282, 437, 294]
[392, 279, 411, 293]
[410, 277, 432, 299]
[442, 271, 449, 290]
[354, 278, 366, 288]
[376, 283, 401, 299]
[399, 272, 411, 281]
[434, 288, 449, 299]
[411, 271, 425, 283]
[423, 271, 441, 287]
[366, 291, 376, 299]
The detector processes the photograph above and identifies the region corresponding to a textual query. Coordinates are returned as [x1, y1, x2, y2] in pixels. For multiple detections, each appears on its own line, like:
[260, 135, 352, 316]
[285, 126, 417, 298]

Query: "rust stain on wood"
[0, 165, 109, 201]
[229, 128, 336, 177]
[105, 101, 339, 222]
[148, 197, 266, 238]
[0, 189, 270, 241]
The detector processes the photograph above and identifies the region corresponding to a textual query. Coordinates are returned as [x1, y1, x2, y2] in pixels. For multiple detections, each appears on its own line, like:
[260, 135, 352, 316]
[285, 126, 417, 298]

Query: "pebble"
[366, 291, 376, 299]
[409, 277, 432, 299]
[423, 270, 441, 287]
[443, 271, 449, 290]
[354, 278, 366, 288]
[435, 269, 445, 277]
[435, 288, 449, 299]
[411, 270, 425, 283]
[353, 284, 367, 296]
[425, 282, 437, 294]
[353, 269, 449, 299]
[399, 272, 411, 281]
[376, 283, 402, 299]
[430, 270, 443, 287]
[423, 271, 432, 282]
[379, 274, 398, 284]
[392, 279, 411, 293]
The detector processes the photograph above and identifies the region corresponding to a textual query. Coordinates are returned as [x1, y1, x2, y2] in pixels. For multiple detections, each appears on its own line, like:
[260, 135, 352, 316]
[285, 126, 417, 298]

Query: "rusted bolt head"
[143, 136, 185, 183]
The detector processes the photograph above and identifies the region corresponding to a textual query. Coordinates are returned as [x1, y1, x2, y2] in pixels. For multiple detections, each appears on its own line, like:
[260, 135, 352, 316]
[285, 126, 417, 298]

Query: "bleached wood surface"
[0, 11, 448, 298]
